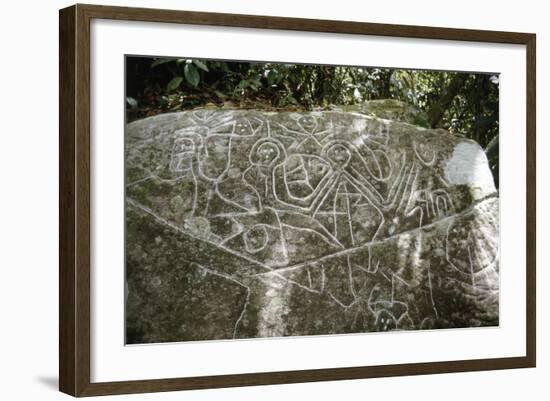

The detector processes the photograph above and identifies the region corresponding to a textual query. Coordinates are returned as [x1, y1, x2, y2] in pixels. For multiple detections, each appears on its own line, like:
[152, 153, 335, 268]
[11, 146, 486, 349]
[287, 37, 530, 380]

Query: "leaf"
[184, 64, 200, 87]
[237, 80, 249, 89]
[267, 70, 278, 86]
[193, 60, 209, 72]
[126, 97, 138, 108]
[151, 58, 175, 68]
[166, 76, 183, 91]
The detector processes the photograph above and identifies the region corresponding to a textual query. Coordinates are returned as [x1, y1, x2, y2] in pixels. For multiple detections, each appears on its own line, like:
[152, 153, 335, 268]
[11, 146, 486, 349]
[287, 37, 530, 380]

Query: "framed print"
[59, 4, 536, 397]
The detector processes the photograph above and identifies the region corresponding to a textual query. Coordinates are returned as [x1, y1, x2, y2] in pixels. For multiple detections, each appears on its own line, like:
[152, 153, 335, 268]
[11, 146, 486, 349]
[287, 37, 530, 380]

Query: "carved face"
[174, 137, 195, 154]
[171, 137, 196, 171]
[298, 115, 317, 132]
[235, 119, 252, 136]
[375, 310, 397, 331]
[326, 143, 351, 168]
[255, 142, 280, 166]
[244, 225, 268, 253]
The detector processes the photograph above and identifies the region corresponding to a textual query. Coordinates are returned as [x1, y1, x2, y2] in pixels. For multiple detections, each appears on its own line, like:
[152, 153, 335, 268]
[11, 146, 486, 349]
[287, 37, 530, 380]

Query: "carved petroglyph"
[125, 109, 499, 343]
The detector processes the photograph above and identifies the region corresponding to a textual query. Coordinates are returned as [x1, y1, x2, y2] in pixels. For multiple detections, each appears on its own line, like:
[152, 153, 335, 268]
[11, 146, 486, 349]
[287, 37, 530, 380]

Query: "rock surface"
[336, 99, 431, 127]
[125, 108, 499, 344]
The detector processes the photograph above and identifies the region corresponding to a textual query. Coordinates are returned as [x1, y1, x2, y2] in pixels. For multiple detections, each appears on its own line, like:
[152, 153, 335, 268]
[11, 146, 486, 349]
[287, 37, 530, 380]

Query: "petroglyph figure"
[125, 109, 499, 343]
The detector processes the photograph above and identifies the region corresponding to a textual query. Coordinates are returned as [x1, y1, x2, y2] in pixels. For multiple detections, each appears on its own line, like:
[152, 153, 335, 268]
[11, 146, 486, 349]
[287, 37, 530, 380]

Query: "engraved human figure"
[243, 139, 286, 203]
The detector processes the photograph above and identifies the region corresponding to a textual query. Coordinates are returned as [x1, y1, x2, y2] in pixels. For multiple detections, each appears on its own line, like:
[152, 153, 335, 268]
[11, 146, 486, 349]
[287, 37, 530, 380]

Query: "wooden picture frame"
[59, 3, 536, 397]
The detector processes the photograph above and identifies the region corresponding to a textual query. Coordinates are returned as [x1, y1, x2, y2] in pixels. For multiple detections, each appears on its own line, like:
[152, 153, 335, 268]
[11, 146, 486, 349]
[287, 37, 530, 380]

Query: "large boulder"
[125, 108, 499, 344]
[333, 99, 430, 127]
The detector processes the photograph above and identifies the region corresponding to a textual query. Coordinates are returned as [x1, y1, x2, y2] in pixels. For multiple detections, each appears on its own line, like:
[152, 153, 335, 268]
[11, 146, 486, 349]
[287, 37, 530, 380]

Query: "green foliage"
[166, 77, 183, 92]
[184, 64, 200, 87]
[151, 58, 205, 90]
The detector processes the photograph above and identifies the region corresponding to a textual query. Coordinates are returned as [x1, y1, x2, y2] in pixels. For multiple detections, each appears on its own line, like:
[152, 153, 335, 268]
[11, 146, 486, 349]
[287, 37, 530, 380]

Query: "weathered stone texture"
[125, 108, 499, 343]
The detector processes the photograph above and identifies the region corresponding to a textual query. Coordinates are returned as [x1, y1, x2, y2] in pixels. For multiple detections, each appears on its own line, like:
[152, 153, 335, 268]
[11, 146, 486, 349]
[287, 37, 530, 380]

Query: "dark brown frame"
[59, 3, 536, 397]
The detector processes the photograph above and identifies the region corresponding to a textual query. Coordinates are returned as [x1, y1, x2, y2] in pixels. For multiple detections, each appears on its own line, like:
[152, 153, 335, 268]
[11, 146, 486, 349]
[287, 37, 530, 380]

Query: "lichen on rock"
[125, 107, 499, 344]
